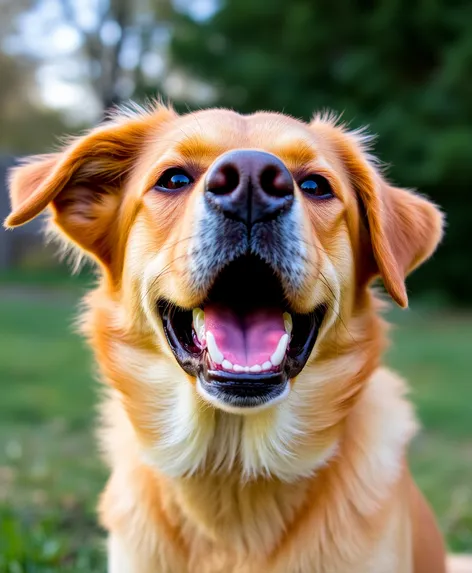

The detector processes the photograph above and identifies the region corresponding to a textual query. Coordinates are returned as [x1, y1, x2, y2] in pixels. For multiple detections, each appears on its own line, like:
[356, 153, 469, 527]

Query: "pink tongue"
[204, 304, 286, 366]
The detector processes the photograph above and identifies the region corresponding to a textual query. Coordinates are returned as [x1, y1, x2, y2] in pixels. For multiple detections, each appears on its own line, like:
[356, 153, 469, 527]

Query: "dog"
[5, 104, 447, 572]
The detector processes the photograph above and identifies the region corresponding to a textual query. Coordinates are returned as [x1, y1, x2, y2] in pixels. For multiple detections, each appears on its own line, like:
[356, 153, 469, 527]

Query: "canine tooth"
[192, 307, 204, 326]
[270, 333, 289, 367]
[206, 332, 224, 364]
[283, 312, 293, 335]
[249, 364, 262, 373]
[233, 364, 244, 373]
[262, 361, 272, 371]
[192, 308, 205, 341]
[222, 359, 233, 370]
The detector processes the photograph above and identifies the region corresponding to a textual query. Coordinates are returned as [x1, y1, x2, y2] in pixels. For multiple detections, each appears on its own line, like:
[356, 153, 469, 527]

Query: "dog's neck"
[153, 365, 417, 564]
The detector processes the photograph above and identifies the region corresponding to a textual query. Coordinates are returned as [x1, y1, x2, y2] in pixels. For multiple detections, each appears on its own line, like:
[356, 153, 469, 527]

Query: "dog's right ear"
[7, 154, 60, 219]
[4, 105, 176, 272]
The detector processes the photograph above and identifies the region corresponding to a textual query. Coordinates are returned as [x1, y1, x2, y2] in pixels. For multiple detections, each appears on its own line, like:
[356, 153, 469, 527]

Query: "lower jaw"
[160, 305, 327, 414]
[197, 369, 290, 413]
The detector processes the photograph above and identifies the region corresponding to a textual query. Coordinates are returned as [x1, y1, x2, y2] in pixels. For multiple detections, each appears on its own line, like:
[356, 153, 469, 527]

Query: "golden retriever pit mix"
[5, 105, 447, 573]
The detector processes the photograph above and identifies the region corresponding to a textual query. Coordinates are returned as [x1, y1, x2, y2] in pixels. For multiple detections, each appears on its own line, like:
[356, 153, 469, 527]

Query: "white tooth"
[244, 366, 250, 373]
[192, 307, 204, 326]
[233, 364, 244, 373]
[283, 312, 293, 335]
[249, 364, 262, 373]
[206, 332, 224, 364]
[222, 359, 233, 370]
[192, 308, 205, 341]
[262, 361, 272, 371]
[270, 333, 289, 367]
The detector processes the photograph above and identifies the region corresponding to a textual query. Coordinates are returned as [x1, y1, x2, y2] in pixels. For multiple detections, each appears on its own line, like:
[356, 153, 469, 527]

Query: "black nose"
[204, 150, 294, 225]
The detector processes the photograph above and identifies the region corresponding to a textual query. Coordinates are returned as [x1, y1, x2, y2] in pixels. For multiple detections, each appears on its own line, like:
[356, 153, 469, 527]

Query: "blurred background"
[0, 0, 471, 570]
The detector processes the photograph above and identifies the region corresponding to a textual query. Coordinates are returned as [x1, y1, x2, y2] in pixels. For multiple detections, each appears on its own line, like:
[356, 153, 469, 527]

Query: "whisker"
[138, 234, 195, 305]
[297, 237, 339, 260]
[140, 253, 189, 306]
[293, 235, 357, 345]
[317, 273, 358, 347]
[157, 234, 196, 254]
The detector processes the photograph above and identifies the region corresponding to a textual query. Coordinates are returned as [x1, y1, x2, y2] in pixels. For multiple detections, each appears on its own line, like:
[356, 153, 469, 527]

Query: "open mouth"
[158, 256, 325, 411]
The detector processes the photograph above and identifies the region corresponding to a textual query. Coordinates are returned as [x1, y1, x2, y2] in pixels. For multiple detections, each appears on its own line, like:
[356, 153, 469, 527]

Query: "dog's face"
[5, 106, 443, 480]
[130, 110, 355, 415]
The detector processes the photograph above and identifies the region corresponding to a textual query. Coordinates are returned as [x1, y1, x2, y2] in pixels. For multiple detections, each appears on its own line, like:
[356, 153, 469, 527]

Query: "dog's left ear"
[359, 178, 444, 307]
[311, 118, 444, 307]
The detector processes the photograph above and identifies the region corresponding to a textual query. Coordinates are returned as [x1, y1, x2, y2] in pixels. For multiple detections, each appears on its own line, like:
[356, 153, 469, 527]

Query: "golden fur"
[5, 104, 448, 572]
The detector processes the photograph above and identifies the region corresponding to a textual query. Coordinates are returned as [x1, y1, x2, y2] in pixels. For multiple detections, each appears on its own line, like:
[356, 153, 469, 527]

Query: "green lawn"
[0, 291, 471, 572]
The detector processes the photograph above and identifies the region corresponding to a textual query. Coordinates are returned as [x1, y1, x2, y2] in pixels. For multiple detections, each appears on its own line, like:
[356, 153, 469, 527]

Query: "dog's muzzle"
[157, 150, 325, 413]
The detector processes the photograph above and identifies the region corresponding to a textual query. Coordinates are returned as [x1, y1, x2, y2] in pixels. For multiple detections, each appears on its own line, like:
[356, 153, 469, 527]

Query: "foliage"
[49, 0, 174, 111]
[0, 53, 68, 155]
[1, 0, 174, 131]
[0, 509, 104, 573]
[0, 1, 72, 154]
[170, 0, 472, 303]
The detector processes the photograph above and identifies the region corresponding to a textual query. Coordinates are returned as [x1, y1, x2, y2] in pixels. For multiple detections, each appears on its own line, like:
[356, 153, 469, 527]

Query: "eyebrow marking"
[176, 135, 226, 163]
[272, 141, 317, 169]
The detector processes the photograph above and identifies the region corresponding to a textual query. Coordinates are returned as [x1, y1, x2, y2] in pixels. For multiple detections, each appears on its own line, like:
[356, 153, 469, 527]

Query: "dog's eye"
[155, 169, 194, 191]
[299, 175, 334, 199]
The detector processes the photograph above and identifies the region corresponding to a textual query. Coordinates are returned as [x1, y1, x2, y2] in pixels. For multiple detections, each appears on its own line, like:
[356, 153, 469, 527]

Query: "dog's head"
[5, 105, 443, 480]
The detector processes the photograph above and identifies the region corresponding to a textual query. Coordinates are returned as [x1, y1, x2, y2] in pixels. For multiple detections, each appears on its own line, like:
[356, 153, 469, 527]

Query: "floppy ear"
[358, 175, 444, 307]
[312, 119, 444, 307]
[4, 105, 175, 271]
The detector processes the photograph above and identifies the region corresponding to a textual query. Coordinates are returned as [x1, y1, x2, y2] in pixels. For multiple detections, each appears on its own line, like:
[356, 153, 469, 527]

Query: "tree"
[0, 0, 67, 153]
[170, 0, 472, 303]
[0, 52, 67, 154]
[58, 0, 174, 111]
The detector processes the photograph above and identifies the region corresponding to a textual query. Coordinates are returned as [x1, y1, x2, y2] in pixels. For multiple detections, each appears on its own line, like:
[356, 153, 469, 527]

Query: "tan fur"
[5, 104, 446, 572]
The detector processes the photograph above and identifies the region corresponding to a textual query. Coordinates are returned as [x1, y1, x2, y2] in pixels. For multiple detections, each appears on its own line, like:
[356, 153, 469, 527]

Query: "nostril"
[260, 165, 293, 197]
[207, 164, 240, 195]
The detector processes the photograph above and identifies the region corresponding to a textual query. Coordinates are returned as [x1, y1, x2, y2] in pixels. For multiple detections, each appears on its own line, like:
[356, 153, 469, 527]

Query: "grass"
[0, 266, 94, 290]
[0, 288, 471, 571]
[387, 307, 472, 552]
[0, 289, 105, 573]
